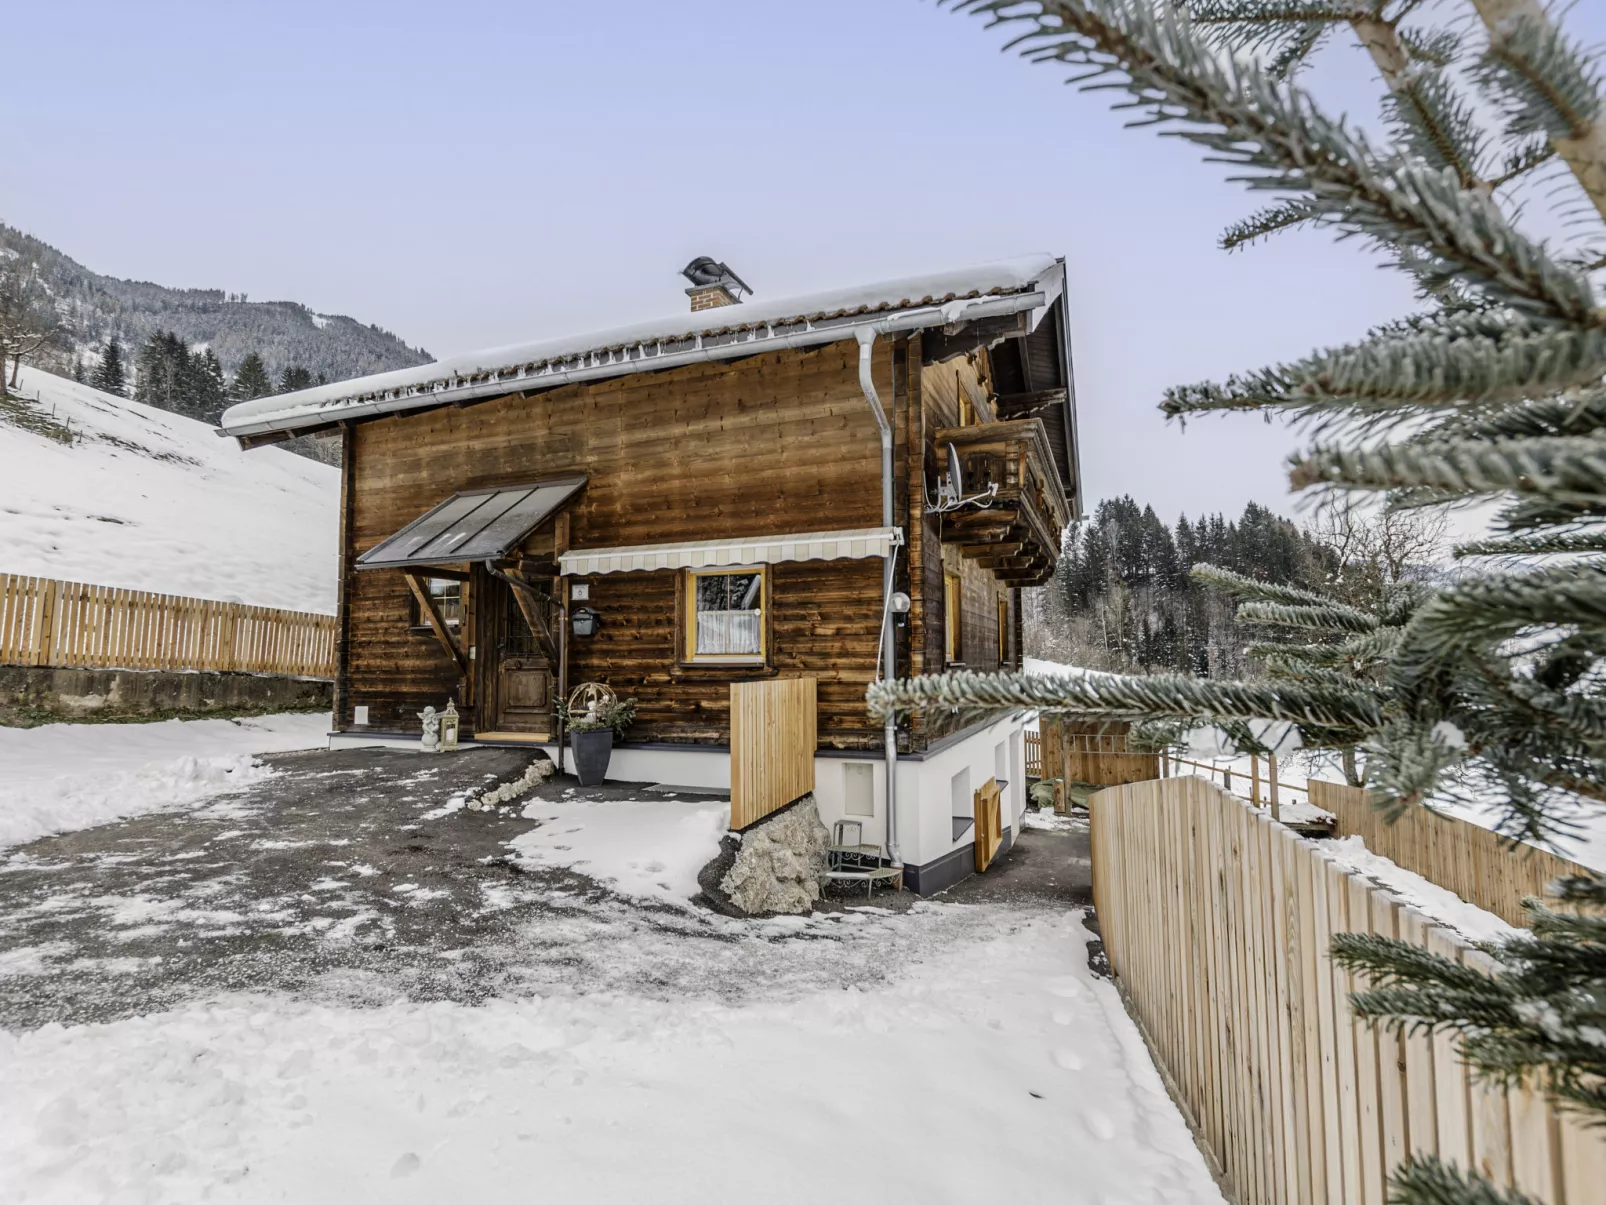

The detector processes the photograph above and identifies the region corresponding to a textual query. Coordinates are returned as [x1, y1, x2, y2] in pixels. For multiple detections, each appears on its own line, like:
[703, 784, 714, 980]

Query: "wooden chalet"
[221, 256, 1080, 894]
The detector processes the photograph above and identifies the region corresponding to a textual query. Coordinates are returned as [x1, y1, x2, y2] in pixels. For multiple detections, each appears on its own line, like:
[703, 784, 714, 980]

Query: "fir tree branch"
[1386, 1154, 1542, 1205]
[865, 666, 1384, 730]
[1290, 435, 1606, 504]
[1467, 0, 1606, 223]
[1455, 531, 1606, 557]
[950, 0, 1600, 323]
[1165, 326, 1606, 423]
[1392, 563, 1606, 684]
[1237, 599, 1382, 631]
[1220, 199, 1318, 249]
[1191, 561, 1341, 606]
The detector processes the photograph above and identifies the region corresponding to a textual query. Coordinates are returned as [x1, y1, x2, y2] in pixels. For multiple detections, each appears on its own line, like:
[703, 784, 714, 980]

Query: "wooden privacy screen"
[1024, 730, 1042, 779]
[728, 677, 817, 830]
[1039, 718, 1158, 788]
[1312, 780, 1596, 931]
[1091, 776, 1606, 1205]
[973, 777, 1004, 872]
[0, 573, 337, 679]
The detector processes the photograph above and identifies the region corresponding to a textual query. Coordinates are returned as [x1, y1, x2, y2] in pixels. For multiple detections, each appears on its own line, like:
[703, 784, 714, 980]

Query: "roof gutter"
[221, 292, 1048, 440]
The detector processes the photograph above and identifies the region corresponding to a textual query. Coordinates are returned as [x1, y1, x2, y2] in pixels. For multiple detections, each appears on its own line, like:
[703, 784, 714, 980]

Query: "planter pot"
[570, 728, 614, 787]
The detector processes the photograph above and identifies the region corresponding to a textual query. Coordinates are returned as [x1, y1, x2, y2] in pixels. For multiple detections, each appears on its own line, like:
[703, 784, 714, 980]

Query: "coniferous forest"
[1027, 497, 1336, 677]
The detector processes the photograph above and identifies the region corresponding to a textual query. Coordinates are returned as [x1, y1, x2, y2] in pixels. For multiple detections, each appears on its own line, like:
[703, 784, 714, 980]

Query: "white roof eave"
[220, 256, 1062, 439]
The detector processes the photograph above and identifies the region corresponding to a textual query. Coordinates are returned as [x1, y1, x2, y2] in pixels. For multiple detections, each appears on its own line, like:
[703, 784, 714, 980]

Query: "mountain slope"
[1, 223, 431, 384]
[0, 366, 338, 611]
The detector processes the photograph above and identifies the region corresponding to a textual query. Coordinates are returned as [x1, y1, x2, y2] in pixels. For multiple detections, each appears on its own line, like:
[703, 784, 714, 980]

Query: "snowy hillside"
[1, 366, 338, 611]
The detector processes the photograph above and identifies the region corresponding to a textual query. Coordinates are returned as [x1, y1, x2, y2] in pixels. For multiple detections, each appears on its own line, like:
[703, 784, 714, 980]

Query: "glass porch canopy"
[355, 475, 587, 570]
[559, 527, 903, 576]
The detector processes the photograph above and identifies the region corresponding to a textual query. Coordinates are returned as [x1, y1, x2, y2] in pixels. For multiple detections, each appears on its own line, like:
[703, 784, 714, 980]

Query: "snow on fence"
[1312, 780, 1596, 931]
[1091, 776, 1606, 1205]
[728, 677, 816, 831]
[0, 573, 337, 679]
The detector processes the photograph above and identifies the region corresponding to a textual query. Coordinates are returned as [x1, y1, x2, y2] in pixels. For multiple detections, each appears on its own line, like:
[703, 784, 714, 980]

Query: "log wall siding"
[339, 336, 1037, 747]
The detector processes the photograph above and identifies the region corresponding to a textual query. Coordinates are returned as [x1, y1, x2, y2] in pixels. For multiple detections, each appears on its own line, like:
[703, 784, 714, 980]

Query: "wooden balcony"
[931, 418, 1070, 587]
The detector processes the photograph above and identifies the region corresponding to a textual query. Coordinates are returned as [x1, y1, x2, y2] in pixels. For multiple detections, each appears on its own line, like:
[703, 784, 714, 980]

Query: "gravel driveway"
[0, 746, 1091, 1030]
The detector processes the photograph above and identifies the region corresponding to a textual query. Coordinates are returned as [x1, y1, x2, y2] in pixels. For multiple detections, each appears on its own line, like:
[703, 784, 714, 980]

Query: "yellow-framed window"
[945, 570, 962, 663]
[958, 392, 977, 427]
[684, 567, 767, 663]
[998, 596, 1009, 664]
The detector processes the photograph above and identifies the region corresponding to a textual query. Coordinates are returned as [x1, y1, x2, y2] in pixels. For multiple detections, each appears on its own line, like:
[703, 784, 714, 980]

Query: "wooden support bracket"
[403, 571, 469, 680]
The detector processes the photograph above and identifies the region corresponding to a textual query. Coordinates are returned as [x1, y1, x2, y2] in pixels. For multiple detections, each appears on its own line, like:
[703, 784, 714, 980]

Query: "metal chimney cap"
[680, 257, 752, 298]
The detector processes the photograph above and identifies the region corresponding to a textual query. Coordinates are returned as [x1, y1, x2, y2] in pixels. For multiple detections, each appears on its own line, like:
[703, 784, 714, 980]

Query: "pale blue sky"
[10, 1, 1600, 525]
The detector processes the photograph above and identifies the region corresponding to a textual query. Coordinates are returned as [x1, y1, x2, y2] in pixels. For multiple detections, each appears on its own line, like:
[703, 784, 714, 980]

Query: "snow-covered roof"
[220, 255, 1065, 438]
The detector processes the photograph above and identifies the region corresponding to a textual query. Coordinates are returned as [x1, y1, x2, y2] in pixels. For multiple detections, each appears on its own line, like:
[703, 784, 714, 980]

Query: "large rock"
[697, 794, 830, 916]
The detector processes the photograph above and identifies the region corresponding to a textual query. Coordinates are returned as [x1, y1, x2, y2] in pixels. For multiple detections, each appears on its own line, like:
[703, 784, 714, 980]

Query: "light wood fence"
[1040, 718, 1159, 788]
[0, 573, 336, 679]
[1025, 730, 1042, 779]
[728, 676, 816, 830]
[1092, 776, 1606, 1205]
[1312, 780, 1597, 930]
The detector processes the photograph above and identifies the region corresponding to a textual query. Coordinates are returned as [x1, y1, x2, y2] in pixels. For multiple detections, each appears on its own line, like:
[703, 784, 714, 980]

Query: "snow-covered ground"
[1, 367, 338, 610]
[0, 908, 1222, 1205]
[0, 711, 329, 848]
[513, 792, 731, 904]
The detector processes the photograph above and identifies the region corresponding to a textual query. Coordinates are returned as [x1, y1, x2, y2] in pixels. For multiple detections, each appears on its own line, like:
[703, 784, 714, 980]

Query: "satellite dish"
[946, 443, 964, 502]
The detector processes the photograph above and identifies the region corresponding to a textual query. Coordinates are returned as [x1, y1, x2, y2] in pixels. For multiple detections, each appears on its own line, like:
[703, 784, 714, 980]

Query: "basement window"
[410, 577, 462, 632]
[684, 567, 766, 663]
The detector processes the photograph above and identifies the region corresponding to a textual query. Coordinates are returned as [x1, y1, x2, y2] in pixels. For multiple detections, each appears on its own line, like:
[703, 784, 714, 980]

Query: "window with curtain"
[684, 568, 766, 661]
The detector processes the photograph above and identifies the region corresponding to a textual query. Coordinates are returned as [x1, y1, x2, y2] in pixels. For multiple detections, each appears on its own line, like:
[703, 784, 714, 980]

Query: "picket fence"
[1313, 780, 1597, 930]
[0, 573, 337, 679]
[1091, 775, 1606, 1205]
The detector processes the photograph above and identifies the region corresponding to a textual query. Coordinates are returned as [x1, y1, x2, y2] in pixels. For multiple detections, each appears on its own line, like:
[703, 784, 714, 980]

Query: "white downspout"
[856, 329, 901, 867]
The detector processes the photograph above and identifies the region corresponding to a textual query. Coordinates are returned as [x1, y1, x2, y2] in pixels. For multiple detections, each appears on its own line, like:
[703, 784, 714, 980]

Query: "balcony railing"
[930, 418, 1069, 587]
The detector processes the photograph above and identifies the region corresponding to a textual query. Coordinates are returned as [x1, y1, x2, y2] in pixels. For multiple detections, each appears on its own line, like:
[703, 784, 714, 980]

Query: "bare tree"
[1305, 497, 1448, 785]
[0, 269, 64, 398]
[1307, 497, 1448, 606]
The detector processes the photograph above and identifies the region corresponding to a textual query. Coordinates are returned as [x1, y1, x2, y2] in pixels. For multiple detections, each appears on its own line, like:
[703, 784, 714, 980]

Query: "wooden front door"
[496, 657, 552, 734]
[477, 572, 554, 738]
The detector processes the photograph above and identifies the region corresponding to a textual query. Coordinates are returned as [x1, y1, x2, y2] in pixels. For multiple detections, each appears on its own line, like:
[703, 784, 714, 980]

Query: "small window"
[945, 571, 962, 664]
[844, 762, 875, 818]
[412, 577, 462, 630]
[958, 391, 977, 427]
[997, 596, 1009, 664]
[684, 567, 766, 662]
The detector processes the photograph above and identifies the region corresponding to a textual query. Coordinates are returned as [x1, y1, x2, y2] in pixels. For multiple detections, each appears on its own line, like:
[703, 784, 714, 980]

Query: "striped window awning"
[559, 527, 903, 577]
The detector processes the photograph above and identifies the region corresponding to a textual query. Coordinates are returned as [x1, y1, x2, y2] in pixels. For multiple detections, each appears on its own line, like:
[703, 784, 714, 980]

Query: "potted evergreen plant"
[560, 686, 636, 787]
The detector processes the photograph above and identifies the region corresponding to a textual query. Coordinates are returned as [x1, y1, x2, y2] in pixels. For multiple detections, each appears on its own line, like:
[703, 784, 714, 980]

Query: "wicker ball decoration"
[567, 681, 617, 719]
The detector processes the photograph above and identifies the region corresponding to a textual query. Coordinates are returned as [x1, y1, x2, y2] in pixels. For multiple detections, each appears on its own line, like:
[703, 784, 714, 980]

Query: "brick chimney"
[681, 257, 751, 312]
[689, 282, 739, 311]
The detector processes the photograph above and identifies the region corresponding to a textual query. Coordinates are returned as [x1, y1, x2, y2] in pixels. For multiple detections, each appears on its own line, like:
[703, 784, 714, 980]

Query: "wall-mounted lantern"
[571, 606, 600, 638]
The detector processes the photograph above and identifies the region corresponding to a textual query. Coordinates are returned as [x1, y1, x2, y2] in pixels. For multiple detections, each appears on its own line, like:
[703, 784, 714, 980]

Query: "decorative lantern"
[440, 700, 460, 751]
[571, 606, 600, 638]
